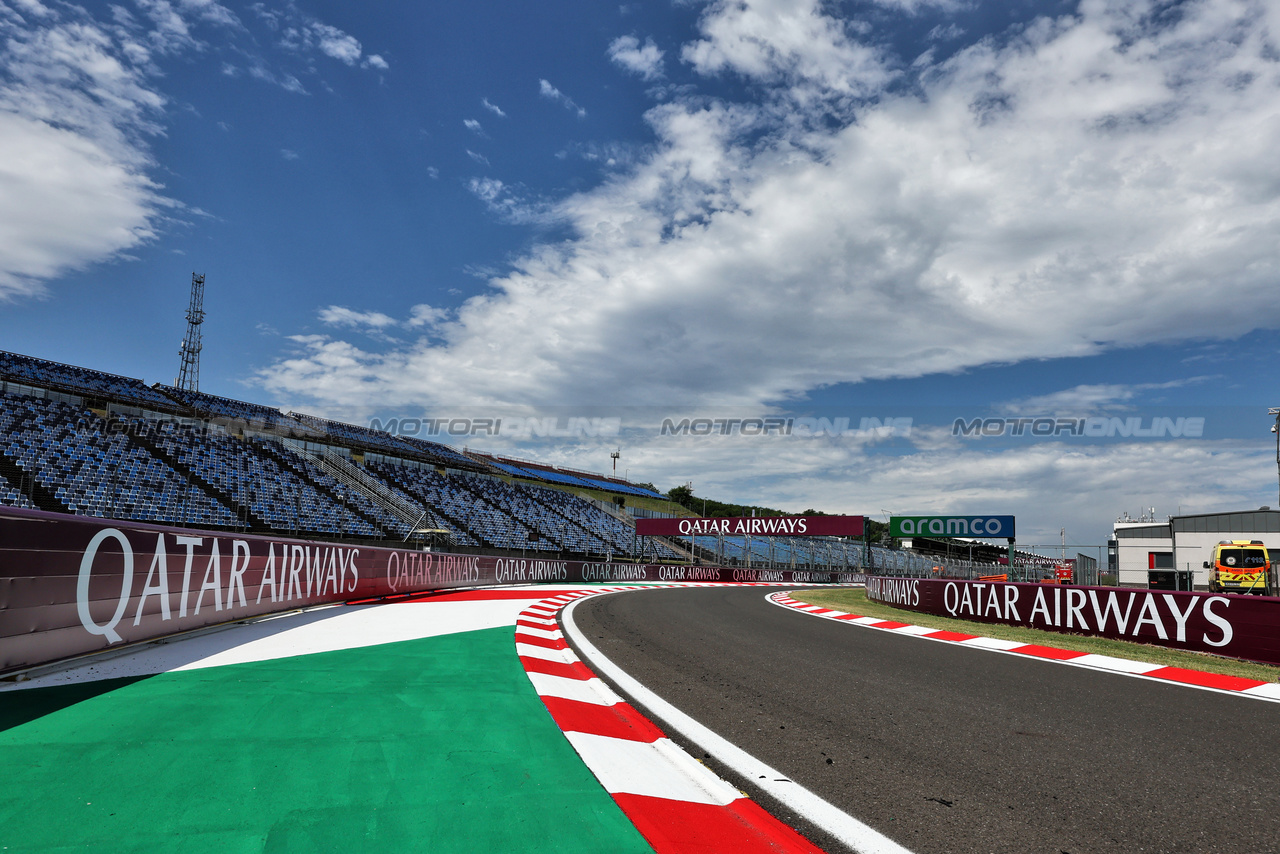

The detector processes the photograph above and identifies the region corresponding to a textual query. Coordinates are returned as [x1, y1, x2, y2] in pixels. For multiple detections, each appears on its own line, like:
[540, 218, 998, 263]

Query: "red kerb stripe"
[514, 633, 569, 650]
[1144, 667, 1268, 692]
[1014, 644, 1087, 661]
[924, 630, 978, 642]
[541, 696, 666, 743]
[519, 656, 595, 681]
[611, 793, 826, 854]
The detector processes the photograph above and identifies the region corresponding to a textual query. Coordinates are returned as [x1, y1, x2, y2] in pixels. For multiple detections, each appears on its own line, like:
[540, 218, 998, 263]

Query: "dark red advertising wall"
[0, 507, 862, 675]
[636, 515, 865, 537]
[866, 576, 1280, 666]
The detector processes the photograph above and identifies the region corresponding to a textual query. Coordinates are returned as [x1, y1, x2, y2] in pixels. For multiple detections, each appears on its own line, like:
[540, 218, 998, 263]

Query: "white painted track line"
[561, 595, 916, 854]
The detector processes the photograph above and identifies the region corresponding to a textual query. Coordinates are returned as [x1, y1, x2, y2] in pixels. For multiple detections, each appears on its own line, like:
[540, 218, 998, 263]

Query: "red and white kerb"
[516, 588, 825, 854]
[768, 592, 1280, 702]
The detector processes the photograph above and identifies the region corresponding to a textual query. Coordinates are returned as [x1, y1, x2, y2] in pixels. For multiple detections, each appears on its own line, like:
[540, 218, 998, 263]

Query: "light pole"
[1270, 407, 1280, 506]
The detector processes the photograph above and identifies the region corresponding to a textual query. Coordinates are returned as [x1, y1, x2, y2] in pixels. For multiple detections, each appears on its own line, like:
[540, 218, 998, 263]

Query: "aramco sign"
[890, 515, 1016, 539]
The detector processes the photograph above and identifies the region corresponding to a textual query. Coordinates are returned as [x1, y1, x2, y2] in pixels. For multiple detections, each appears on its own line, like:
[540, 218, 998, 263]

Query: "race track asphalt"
[569, 585, 1280, 854]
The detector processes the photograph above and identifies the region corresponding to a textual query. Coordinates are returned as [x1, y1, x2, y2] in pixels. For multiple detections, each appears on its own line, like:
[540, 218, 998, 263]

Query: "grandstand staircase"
[366, 465, 488, 547]
[249, 442, 392, 537]
[304, 451, 448, 543]
[128, 432, 272, 532]
[540, 494, 628, 555]
[0, 453, 70, 514]
[580, 495, 695, 562]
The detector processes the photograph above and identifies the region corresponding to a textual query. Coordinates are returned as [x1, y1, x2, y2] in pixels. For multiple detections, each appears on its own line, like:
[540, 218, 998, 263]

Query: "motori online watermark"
[370, 416, 622, 439]
[659, 417, 912, 438]
[953, 416, 1205, 438]
[368, 415, 913, 439]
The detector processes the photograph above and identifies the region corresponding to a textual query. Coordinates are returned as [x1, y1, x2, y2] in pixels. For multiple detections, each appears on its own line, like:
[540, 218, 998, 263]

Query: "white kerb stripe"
[1243, 683, 1280, 700]
[960, 637, 1024, 651]
[515, 643, 579, 664]
[564, 732, 741, 805]
[892, 625, 936, 636]
[526, 671, 621, 706]
[1068, 654, 1162, 674]
[514, 625, 563, 641]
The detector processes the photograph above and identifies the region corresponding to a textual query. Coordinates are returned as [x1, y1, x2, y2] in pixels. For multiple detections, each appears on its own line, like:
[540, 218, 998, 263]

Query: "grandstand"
[152, 384, 320, 437]
[0, 349, 902, 570]
[0, 349, 693, 563]
[0, 351, 180, 411]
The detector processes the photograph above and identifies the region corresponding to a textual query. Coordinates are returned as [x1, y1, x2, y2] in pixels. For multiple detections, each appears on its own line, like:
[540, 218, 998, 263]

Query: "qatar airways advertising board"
[0, 507, 861, 675]
[636, 515, 865, 537]
[866, 576, 1280, 666]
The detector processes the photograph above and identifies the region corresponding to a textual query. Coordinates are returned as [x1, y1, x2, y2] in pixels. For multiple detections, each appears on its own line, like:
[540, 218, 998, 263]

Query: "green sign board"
[890, 515, 1016, 539]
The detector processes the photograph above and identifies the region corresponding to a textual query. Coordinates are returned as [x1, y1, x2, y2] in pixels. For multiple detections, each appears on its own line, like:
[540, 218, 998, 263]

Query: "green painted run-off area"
[0, 627, 653, 853]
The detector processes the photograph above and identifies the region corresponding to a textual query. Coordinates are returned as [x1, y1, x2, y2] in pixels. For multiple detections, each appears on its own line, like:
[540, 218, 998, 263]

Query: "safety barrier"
[0, 506, 863, 675]
[865, 576, 1280, 666]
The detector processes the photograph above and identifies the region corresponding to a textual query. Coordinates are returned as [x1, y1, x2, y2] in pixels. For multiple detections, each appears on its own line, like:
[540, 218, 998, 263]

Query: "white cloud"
[272, 8, 386, 72]
[318, 305, 399, 329]
[399, 417, 1275, 546]
[316, 304, 453, 339]
[259, 0, 1280, 422]
[466, 177, 555, 225]
[928, 23, 965, 41]
[681, 0, 893, 107]
[999, 379, 1215, 415]
[407, 304, 449, 328]
[539, 78, 587, 118]
[463, 118, 484, 135]
[311, 23, 360, 64]
[0, 2, 176, 300]
[758, 438, 1277, 546]
[871, 0, 969, 13]
[482, 97, 505, 117]
[609, 34, 665, 81]
[0, 1, 387, 300]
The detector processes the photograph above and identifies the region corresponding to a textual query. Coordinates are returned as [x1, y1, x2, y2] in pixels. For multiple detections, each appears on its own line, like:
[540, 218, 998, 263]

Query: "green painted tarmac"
[0, 626, 653, 853]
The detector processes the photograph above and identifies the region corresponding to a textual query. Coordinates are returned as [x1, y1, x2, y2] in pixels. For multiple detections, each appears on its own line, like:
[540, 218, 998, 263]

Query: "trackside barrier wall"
[865, 576, 1280, 666]
[0, 507, 863, 675]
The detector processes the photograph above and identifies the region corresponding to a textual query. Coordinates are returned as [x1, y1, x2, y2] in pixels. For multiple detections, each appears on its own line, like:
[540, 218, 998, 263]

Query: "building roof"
[1170, 509, 1280, 534]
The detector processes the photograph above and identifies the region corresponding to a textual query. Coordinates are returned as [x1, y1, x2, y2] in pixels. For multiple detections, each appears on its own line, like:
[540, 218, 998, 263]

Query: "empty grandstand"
[0, 349, 705, 564]
[0, 349, 910, 571]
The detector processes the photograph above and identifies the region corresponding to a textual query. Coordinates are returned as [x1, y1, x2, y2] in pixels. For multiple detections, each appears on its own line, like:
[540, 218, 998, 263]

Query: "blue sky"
[2, 0, 1280, 549]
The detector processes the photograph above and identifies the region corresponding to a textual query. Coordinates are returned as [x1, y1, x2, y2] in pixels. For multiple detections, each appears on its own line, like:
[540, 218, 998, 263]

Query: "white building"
[1110, 509, 1280, 590]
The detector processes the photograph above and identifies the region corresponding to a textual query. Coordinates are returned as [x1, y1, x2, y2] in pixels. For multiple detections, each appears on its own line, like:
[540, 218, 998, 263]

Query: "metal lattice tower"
[177, 272, 206, 391]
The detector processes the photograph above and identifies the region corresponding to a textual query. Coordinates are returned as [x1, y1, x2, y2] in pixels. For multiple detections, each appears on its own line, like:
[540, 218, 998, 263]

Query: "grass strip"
[791, 587, 1280, 683]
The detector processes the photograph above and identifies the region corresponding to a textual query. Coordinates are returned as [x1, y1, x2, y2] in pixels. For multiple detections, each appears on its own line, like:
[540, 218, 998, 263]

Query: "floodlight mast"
[177, 272, 206, 392]
[1270, 407, 1280, 506]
